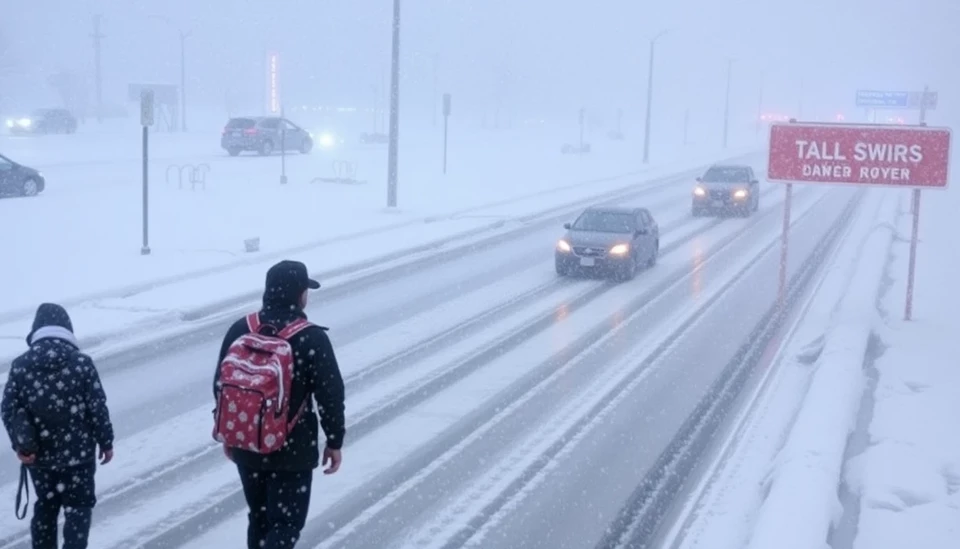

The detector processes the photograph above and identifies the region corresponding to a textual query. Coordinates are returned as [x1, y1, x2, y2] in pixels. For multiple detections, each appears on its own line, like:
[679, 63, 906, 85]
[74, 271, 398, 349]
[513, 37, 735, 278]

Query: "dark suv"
[6, 108, 77, 135]
[691, 164, 760, 217]
[221, 116, 313, 156]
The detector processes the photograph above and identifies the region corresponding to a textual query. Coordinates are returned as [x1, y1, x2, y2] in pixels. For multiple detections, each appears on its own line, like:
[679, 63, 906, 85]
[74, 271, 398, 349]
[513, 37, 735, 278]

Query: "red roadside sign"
[768, 122, 951, 189]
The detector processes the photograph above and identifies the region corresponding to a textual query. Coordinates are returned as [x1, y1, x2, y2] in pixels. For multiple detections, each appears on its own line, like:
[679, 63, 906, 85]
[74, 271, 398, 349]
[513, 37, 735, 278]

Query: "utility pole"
[432, 53, 439, 128]
[756, 70, 765, 138]
[179, 30, 190, 132]
[642, 30, 667, 164]
[386, 0, 401, 208]
[722, 58, 733, 148]
[91, 14, 105, 123]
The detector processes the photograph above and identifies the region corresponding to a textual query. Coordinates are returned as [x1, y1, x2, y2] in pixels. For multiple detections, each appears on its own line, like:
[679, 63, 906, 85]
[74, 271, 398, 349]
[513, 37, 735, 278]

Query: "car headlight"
[318, 133, 336, 147]
[557, 239, 572, 253]
[5, 120, 13, 128]
[609, 243, 630, 255]
[693, 186, 706, 197]
[17, 118, 32, 127]
[733, 189, 748, 199]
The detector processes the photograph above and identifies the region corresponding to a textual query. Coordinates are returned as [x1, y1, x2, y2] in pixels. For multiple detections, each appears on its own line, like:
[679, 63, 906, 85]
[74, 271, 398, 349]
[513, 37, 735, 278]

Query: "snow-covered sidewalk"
[846, 184, 960, 549]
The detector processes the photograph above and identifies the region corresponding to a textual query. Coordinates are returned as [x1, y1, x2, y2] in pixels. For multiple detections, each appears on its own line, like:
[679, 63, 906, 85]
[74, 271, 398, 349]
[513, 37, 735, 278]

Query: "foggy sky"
[2, 0, 957, 123]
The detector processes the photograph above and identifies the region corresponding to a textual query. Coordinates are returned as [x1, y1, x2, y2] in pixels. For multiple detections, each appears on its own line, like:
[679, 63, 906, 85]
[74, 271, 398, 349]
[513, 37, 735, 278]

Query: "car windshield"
[572, 211, 635, 233]
[703, 166, 751, 183]
[226, 118, 257, 129]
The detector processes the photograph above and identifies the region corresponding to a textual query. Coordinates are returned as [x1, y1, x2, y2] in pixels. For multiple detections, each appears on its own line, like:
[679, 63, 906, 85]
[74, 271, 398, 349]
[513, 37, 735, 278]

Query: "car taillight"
[243, 128, 258, 135]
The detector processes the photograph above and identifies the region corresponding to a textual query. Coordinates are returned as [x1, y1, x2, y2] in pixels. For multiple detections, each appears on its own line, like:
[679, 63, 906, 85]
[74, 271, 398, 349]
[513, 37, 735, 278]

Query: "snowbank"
[744, 189, 901, 549]
[845, 183, 960, 549]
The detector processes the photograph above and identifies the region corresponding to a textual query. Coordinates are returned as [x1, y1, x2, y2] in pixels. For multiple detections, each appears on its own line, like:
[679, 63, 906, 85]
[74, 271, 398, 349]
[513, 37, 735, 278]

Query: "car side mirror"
[563, 222, 571, 230]
[635, 228, 647, 236]
[751, 179, 759, 184]
[695, 177, 702, 182]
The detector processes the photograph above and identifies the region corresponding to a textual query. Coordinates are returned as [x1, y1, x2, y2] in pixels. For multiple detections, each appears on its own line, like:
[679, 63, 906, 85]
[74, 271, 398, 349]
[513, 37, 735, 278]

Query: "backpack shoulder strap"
[245, 313, 262, 334]
[277, 318, 313, 340]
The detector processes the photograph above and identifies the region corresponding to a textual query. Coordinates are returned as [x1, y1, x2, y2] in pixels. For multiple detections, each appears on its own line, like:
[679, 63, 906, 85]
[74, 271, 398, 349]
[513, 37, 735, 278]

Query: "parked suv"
[221, 116, 313, 156]
[6, 108, 78, 135]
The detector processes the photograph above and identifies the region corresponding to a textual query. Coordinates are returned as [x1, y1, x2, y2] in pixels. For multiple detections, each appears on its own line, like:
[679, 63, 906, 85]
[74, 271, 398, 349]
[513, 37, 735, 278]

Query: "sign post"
[442, 92, 451, 174]
[904, 85, 933, 320]
[140, 89, 154, 256]
[768, 119, 951, 320]
[280, 105, 287, 185]
[578, 107, 586, 157]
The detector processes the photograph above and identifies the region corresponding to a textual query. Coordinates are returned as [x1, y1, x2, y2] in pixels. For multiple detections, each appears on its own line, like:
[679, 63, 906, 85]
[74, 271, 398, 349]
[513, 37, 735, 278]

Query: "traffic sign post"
[442, 93, 451, 174]
[140, 90, 154, 256]
[768, 119, 951, 320]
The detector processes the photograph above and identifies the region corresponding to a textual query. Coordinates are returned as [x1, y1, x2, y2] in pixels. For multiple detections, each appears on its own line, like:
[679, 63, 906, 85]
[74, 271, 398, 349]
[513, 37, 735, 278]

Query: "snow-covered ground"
[0, 117, 760, 362]
[845, 183, 960, 549]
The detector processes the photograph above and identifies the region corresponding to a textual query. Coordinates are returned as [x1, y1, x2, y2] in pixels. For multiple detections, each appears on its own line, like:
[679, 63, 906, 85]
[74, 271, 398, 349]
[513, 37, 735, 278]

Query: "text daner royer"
[795, 140, 924, 181]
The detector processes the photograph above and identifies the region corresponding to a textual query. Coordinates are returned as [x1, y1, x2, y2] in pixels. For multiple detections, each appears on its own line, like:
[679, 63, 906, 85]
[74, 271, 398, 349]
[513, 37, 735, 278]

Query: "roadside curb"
[744, 189, 900, 549]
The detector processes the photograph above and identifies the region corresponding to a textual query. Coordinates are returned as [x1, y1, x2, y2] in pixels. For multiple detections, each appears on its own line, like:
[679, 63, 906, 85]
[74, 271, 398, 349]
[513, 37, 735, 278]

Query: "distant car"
[221, 116, 313, 156]
[0, 153, 45, 197]
[6, 108, 77, 135]
[555, 206, 659, 281]
[359, 132, 389, 144]
[691, 164, 760, 217]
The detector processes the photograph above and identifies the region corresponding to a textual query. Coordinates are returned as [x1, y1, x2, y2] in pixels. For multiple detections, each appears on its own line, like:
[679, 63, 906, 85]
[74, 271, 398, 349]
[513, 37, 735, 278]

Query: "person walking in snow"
[213, 260, 346, 549]
[1, 303, 115, 549]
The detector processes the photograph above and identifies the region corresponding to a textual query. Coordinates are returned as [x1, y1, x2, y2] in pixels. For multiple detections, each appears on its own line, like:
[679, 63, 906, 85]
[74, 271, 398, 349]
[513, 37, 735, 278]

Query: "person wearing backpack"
[1, 303, 115, 549]
[213, 260, 346, 549]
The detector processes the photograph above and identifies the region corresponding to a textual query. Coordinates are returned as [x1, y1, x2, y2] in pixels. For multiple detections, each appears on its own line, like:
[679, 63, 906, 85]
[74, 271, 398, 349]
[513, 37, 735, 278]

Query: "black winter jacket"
[214, 304, 346, 472]
[2, 323, 114, 469]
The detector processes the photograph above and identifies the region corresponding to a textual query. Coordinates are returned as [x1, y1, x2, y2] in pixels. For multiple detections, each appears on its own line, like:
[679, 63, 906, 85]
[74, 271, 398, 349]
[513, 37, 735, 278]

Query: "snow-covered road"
[0, 167, 864, 548]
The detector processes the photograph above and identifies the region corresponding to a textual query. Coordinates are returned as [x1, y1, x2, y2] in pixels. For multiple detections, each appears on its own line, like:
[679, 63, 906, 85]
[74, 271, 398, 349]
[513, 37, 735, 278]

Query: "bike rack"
[165, 163, 210, 190]
[310, 160, 366, 185]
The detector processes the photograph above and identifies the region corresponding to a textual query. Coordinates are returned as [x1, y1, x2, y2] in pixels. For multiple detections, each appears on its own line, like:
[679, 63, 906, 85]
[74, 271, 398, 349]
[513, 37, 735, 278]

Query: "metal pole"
[180, 31, 188, 132]
[443, 115, 448, 174]
[432, 53, 438, 128]
[141, 125, 150, 255]
[579, 108, 584, 156]
[778, 182, 792, 318]
[905, 84, 930, 321]
[92, 15, 104, 123]
[756, 70, 764, 138]
[722, 58, 732, 148]
[280, 107, 287, 184]
[386, 0, 401, 208]
[905, 189, 921, 320]
[642, 38, 656, 164]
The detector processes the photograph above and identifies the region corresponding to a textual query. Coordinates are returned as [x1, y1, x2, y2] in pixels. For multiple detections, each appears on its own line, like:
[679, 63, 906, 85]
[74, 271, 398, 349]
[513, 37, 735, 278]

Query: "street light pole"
[642, 30, 667, 164]
[756, 69, 765, 139]
[179, 30, 190, 132]
[722, 58, 733, 148]
[386, 0, 401, 208]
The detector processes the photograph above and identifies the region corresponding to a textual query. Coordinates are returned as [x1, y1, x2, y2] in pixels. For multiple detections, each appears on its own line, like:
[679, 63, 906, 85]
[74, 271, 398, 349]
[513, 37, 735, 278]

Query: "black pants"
[28, 463, 96, 549]
[237, 464, 313, 549]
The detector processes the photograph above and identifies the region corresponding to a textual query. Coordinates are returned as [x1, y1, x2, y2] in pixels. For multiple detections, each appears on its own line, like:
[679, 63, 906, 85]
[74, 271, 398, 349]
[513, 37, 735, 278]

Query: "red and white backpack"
[213, 313, 312, 454]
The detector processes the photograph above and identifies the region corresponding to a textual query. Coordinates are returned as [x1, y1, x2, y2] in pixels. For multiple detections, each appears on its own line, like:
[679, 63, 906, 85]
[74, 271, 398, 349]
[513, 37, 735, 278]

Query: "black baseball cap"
[265, 260, 321, 293]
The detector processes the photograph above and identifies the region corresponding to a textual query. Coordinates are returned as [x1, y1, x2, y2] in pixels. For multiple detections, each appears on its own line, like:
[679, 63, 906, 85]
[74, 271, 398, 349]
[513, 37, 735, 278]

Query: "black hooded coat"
[1, 304, 114, 469]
